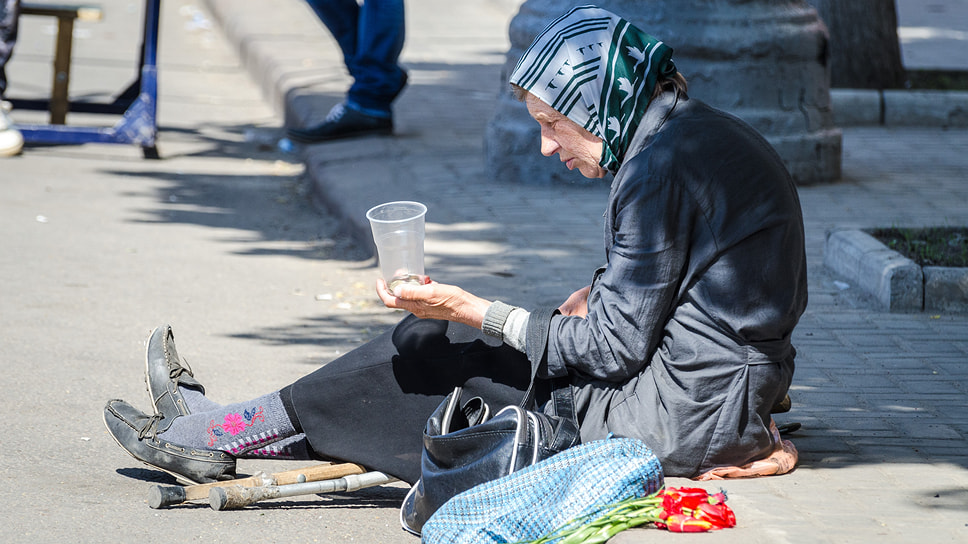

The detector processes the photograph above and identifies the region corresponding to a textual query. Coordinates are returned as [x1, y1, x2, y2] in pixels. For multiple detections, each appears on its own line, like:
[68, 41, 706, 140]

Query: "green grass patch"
[868, 226, 968, 267]
[905, 70, 968, 91]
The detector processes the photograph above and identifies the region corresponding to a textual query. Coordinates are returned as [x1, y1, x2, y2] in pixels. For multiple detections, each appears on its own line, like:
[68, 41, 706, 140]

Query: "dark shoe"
[145, 325, 205, 432]
[103, 399, 236, 485]
[771, 394, 792, 414]
[776, 422, 802, 435]
[286, 102, 392, 143]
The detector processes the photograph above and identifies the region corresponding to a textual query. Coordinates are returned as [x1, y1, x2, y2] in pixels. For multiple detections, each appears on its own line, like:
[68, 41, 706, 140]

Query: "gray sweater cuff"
[482, 300, 515, 338]
[503, 308, 529, 353]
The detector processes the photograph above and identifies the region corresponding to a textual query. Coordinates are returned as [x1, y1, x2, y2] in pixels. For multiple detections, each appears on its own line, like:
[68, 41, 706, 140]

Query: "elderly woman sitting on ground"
[103, 5, 805, 487]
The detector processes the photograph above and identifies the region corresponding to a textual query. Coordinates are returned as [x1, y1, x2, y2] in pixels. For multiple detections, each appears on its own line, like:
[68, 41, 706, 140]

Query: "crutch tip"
[147, 485, 187, 509]
[209, 487, 230, 511]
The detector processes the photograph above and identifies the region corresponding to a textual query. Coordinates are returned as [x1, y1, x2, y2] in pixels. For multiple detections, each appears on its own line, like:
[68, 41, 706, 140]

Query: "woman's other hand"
[377, 278, 492, 329]
[558, 285, 591, 317]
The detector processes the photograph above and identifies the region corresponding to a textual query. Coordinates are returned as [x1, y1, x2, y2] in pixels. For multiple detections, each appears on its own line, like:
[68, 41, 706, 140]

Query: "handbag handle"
[522, 308, 578, 445]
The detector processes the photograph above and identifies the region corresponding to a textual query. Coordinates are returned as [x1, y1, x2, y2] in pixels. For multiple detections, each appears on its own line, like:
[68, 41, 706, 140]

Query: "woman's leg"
[154, 389, 301, 458]
[289, 314, 532, 484]
[105, 315, 530, 484]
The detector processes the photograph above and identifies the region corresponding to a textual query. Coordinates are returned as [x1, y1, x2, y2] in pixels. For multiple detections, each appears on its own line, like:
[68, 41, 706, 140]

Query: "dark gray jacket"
[531, 89, 808, 477]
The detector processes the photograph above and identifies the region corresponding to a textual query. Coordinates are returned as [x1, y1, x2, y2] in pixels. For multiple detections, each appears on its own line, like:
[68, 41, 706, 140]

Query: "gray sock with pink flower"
[236, 434, 316, 460]
[158, 391, 297, 457]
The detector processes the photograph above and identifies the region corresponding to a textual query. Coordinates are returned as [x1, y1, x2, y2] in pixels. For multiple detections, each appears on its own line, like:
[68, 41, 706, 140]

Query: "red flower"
[675, 487, 714, 510]
[525, 485, 736, 542]
[695, 501, 737, 529]
[660, 487, 714, 511]
[661, 493, 683, 516]
[709, 491, 728, 504]
[663, 513, 715, 533]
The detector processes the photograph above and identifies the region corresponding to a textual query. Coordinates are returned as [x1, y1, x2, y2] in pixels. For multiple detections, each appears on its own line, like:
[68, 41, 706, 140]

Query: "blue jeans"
[0, 0, 19, 98]
[304, 0, 406, 118]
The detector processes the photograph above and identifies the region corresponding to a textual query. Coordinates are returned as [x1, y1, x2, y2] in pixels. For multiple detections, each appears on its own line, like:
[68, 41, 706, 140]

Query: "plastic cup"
[366, 201, 427, 291]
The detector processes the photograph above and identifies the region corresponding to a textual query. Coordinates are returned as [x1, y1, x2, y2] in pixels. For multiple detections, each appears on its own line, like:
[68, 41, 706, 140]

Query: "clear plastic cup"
[366, 201, 428, 291]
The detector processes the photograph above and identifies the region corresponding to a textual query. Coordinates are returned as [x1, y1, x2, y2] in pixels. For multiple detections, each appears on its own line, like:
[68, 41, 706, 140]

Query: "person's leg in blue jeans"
[0, 0, 17, 98]
[289, 0, 407, 142]
[0, 0, 23, 157]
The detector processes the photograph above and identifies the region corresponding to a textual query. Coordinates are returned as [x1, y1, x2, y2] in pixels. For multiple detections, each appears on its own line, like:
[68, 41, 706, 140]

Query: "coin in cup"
[366, 201, 428, 291]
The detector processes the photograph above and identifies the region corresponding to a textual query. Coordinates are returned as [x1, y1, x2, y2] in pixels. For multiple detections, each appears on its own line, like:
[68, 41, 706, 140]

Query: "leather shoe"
[771, 394, 792, 414]
[286, 102, 392, 143]
[103, 399, 236, 485]
[145, 325, 205, 432]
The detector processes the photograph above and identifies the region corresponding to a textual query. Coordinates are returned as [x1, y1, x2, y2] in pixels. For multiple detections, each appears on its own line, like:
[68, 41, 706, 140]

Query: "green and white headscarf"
[510, 5, 677, 173]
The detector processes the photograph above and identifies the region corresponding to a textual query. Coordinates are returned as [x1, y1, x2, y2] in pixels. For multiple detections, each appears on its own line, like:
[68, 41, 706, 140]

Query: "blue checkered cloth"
[419, 437, 664, 543]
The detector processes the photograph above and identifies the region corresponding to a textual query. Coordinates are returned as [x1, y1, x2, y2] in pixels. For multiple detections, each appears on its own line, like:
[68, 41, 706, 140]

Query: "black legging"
[289, 314, 534, 484]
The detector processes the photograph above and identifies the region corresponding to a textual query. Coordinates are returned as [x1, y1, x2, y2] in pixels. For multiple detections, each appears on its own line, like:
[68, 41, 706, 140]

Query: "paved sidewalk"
[207, 0, 968, 542]
[897, 0, 968, 70]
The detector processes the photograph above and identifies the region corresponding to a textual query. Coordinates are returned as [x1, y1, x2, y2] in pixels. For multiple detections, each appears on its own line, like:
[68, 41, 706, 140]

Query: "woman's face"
[525, 94, 608, 179]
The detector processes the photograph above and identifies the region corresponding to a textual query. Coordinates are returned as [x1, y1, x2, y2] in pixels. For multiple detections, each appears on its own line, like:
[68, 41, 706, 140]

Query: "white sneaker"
[0, 100, 24, 157]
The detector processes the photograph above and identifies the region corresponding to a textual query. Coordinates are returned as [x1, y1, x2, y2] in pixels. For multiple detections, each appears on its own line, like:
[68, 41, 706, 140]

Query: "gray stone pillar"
[485, 0, 843, 185]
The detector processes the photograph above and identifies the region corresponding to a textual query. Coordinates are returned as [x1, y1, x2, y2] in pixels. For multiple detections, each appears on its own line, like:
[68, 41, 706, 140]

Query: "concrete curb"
[924, 266, 968, 313]
[824, 229, 922, 311]
[824, 229, 968, 313]
[832, 88, 968, 127]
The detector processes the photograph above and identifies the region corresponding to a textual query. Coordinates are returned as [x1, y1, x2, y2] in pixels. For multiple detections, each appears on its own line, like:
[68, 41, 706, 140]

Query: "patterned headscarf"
[510, 6, 677, 173]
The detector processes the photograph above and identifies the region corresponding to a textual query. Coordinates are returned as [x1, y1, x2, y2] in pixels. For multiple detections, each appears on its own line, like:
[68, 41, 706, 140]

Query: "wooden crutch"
[147, 462, 367, 509]
[209, 470, 398, 511]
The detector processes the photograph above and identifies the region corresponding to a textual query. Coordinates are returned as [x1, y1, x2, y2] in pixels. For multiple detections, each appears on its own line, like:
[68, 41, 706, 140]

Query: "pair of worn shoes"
[103, 325, 236, 484]
[0, 101, 24, 157]
[286, 102, 392, 143]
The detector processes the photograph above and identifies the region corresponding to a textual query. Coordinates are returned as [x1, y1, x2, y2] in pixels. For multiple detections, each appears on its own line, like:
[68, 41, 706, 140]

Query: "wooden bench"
[20, 3, 103, 125]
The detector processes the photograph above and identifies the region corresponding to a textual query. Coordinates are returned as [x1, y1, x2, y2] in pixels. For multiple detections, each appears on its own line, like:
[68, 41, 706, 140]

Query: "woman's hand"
[377, 278, 492, 330]
[558, 285, 591, 317]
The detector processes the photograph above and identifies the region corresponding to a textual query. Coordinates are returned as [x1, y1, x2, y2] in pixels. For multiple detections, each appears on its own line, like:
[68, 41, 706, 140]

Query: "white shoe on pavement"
[0, 100, 24, 157]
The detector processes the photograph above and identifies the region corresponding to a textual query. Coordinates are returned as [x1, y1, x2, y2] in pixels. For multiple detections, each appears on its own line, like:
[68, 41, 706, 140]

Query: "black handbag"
[399, 381, 580, 535]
